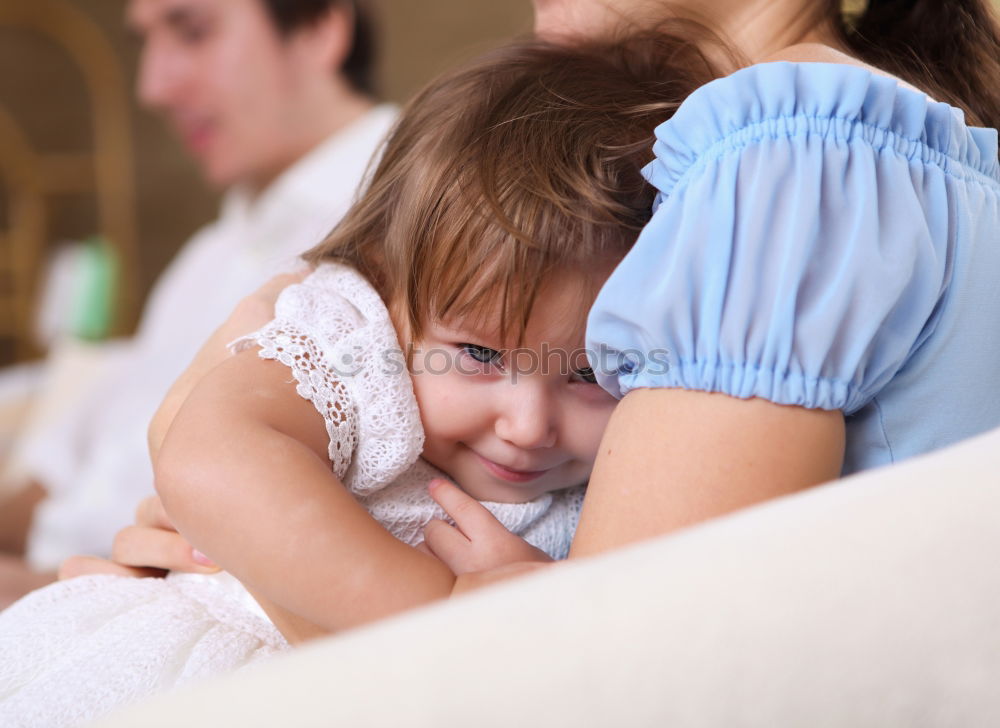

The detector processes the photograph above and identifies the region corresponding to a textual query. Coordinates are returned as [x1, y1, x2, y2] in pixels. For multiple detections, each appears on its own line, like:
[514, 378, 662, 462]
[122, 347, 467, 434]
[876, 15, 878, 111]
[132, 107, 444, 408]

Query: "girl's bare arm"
[155, 349, 456, 638]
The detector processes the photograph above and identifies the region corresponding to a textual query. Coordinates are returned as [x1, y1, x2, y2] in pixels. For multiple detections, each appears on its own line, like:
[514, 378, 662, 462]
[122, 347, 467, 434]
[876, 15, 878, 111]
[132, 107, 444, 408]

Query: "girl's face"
[407, 270, 618, 503]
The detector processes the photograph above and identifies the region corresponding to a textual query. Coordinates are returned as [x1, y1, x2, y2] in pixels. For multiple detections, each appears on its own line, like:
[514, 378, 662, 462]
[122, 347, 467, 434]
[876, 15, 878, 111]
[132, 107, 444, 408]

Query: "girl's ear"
[291, 4, 354, 79]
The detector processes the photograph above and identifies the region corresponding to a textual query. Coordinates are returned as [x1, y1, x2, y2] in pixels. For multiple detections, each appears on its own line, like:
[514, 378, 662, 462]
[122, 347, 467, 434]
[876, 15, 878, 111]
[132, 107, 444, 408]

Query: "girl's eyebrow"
[431, 321, 506, 349]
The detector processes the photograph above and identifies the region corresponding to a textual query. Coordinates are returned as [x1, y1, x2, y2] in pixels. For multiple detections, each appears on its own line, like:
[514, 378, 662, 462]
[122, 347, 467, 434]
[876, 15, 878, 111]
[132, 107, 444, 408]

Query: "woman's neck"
[703, 1, 923, 95]
[684, 0, 842, 62]
[533, 0, 851, 64]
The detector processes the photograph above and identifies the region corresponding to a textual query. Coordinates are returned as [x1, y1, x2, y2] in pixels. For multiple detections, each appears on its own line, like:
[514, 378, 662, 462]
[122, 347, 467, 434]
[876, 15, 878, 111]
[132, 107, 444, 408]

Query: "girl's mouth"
[474, 452, 550, 483]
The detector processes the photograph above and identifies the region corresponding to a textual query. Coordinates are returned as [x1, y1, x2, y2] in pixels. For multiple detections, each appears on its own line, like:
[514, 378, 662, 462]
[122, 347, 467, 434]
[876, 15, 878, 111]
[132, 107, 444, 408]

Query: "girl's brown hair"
[304, 29, 723, 342]
[825, 0, 1000, 133]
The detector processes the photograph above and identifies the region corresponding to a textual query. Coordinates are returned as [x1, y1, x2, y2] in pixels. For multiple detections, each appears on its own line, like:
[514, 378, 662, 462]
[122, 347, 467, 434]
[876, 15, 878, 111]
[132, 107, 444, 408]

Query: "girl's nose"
[494, 383, 558, 450]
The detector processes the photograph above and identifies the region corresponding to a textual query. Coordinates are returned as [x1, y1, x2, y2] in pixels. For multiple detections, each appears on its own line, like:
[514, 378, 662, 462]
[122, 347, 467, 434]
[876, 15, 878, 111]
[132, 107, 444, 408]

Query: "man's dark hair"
[261, 0, 377, 97]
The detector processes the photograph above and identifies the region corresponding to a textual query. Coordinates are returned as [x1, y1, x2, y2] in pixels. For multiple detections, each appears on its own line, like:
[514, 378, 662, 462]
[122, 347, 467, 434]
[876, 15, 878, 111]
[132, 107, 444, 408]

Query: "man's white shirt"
[21, 104, 398, 569]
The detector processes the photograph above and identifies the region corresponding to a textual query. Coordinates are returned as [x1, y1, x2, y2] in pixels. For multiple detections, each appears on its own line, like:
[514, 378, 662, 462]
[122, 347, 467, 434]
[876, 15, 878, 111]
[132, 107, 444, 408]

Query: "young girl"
[0, 29, 722, 727]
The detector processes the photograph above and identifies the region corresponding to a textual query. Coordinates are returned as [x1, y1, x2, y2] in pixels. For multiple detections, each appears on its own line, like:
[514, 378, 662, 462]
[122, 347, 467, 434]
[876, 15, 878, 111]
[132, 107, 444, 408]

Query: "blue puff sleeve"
[586, 62, 998, 414]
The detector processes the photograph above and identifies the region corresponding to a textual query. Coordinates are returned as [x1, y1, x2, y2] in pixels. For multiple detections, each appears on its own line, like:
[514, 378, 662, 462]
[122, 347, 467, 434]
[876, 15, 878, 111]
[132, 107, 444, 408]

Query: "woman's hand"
[423, 479, 554, 594]
[59, 494, 331, 644]
[58, 495, 218, 580]
[148, 271, 309, 462]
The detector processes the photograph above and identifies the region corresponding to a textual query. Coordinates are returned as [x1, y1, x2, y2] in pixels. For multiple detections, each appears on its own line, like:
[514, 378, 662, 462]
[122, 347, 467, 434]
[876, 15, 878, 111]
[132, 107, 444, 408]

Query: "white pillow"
[97, 426, 1000, 727]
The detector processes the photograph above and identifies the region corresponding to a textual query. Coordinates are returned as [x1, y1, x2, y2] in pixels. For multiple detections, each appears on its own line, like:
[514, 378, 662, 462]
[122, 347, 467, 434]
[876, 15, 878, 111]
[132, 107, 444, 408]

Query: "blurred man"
[0, 0, 396, 605]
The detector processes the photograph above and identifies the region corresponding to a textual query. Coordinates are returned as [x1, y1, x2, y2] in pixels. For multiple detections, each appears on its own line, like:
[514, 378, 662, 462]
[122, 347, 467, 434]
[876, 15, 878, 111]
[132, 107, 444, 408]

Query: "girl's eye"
[571, 366, 597, 385]
[459, 343, 504, 367]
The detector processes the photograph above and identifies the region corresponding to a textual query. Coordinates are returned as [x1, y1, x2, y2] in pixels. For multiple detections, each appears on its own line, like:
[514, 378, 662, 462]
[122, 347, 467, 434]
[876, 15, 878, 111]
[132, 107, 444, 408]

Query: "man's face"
[127, 0, 329, 189]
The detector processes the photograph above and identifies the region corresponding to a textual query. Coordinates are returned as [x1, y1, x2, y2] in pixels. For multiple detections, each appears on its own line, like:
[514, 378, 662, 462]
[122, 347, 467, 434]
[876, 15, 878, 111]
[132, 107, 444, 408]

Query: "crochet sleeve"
[231, 264, 424, 492]
[231, 272, 363, 481]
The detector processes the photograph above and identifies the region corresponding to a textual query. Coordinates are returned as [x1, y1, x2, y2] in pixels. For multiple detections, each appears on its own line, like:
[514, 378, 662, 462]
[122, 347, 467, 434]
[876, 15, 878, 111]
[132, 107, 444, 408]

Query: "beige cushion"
[96, 426, 1000, 727]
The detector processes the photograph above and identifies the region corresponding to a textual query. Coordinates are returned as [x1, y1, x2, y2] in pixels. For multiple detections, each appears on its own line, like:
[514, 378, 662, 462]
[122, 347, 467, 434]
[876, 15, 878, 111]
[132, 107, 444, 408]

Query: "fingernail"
[428, 479, 448, 491]
[192, 549, 217, 568]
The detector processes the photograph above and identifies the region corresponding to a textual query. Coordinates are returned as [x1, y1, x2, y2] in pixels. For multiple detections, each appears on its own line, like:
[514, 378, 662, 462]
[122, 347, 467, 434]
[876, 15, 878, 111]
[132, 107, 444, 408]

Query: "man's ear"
[294, 3, 354, 77]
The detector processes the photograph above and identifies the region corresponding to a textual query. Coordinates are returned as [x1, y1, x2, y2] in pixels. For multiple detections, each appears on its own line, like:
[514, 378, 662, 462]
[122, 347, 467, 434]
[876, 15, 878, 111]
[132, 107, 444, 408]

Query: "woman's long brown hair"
[827, 0, 1000, 133]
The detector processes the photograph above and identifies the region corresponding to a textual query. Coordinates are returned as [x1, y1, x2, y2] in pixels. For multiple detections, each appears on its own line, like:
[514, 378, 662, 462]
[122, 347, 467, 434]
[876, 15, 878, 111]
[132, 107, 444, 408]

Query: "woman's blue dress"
[587, 62, 1000, 474]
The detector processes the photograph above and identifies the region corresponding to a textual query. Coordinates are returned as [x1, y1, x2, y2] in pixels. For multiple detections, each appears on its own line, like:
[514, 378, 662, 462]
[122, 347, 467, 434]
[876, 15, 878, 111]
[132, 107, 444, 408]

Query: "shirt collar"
[221, 103, 399, 225]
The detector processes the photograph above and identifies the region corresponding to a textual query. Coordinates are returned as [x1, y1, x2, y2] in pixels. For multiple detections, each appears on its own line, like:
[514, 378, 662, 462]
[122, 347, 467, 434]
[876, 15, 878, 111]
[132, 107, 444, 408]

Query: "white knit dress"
[0, 263, 584, 728]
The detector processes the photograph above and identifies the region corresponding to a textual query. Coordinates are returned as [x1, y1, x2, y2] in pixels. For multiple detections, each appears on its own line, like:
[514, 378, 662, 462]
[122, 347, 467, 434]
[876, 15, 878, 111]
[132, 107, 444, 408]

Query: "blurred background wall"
[2, 1, 999, 367]
[0, 0, 533, 366]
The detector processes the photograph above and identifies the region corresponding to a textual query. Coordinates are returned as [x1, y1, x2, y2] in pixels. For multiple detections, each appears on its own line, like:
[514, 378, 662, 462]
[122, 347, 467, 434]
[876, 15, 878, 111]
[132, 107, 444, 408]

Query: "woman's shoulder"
[646, 50, 1000, 197]
[758, 43, 922, 93]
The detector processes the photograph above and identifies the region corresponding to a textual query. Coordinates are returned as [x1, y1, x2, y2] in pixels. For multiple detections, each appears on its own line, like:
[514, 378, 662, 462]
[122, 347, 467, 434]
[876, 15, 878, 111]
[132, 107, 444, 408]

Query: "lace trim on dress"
[316, 265, 424, 494]
[232, 321, 357, 480]
[231, 263, 424, 492]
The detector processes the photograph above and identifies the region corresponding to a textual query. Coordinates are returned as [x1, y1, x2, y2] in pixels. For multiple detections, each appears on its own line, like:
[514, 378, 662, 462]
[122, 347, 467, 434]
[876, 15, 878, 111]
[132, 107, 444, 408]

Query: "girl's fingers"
[427, 479, 503, 538]
[451, 562, 554, 596]
[111, 525, 219, 574]
[58, 555, 165, 581]
[422, 518, 471, 566]
[425, 480, 554, 574]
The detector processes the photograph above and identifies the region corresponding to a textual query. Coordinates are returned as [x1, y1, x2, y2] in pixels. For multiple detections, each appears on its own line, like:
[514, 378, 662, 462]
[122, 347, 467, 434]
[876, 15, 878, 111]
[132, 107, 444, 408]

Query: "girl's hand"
[148, 270, 309, 462]
[422, 478, 554, 578]
[57, 495, 218, 580]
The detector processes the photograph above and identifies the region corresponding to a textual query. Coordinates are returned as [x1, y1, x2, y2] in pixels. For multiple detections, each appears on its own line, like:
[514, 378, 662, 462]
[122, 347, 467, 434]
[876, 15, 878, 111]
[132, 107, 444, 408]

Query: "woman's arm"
[569, 388, 844, 557]
[156, 349, 456, 636]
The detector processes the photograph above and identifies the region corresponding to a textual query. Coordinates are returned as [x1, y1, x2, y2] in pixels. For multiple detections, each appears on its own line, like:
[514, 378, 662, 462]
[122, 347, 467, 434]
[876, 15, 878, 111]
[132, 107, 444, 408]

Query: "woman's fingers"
[134, 495, 174, 530]
[57, 495, 217, 581]
[111, 525, 218, 574]
[131, 495, 217, 572]
[58, 555, 164, 581]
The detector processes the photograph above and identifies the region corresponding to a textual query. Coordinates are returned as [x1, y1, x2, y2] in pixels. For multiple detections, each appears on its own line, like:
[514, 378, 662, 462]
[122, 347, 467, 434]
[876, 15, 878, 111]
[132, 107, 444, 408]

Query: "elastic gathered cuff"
[617, 359, 858, 412]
